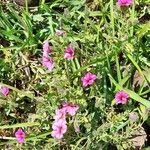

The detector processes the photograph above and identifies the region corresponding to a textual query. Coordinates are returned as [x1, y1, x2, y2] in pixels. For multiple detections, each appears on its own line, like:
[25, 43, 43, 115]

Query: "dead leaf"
[130, 127, 147, 149]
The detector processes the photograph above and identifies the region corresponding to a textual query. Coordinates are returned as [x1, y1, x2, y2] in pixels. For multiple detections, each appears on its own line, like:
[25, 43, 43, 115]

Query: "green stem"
[130, 0, 135, 36]
[25, 0, 29, 14]
[0, 136, 16, 140]
[115, 51, 121, 82]
[110, 0, 115, 36]
[0, 122, 40, 129]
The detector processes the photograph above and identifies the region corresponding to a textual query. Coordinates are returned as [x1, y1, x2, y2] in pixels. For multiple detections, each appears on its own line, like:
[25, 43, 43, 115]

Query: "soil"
[13, 0, 51, 7]
[0, 37, 10, 47]
[139, 14, 150, 23]
[143, 123, 150, 147]
[13, 0, 39, 6]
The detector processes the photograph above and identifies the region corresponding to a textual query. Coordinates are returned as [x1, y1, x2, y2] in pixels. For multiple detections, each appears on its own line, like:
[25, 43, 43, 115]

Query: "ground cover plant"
[0, 0, 150, 149]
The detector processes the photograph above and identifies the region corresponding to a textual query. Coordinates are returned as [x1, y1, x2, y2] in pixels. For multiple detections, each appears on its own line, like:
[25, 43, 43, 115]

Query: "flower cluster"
[42, 40, 75, 70]
[42, 41, 55, 71]
[51, 102, 79, 139]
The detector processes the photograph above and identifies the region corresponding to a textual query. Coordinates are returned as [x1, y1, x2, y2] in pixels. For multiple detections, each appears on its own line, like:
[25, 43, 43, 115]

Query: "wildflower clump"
[51, 102, 79, 139]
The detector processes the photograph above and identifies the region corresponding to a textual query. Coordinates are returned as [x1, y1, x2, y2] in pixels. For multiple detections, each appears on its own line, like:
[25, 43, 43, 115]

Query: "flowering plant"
[0, 0, 150, 149]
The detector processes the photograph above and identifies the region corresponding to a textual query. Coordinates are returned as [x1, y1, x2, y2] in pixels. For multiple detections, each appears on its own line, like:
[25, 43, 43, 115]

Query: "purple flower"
[42, 41, 54, 71]
[56, 30, 65, 36]
[42, 56, 55, 71]
[62, 102, 79, 116]
[0, 86, 9, 96]
[81, 72, 97, 87]
[15, 129, 25, 143]
[43, 40, 52, 56]
[117, 0, 132, 6]
[52, 102, 79, 139]
[51, 120, 67, 139]
[115, 91, 129, 104]
[64, 45, 74, 60]
[54, 108, 67, 122]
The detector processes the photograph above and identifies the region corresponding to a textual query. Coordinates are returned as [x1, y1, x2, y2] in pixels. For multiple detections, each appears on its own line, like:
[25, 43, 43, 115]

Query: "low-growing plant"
[0, 0, 150, 149]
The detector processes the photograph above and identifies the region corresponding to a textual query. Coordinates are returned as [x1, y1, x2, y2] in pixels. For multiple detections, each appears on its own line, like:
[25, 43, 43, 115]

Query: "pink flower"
[117, 0, 132, 6]
[0, 86, 9, 96]
[81, 72, 97, 87]
[62, 102, 79, 116]
[51, 102, 79, 139]
[64, 45, 74, 60]
[54, 108, 66, 122]
[43, 40, 52, 56]
[42, 41, 54, 71]
[51, 120, 67, 139]
[15, 129, 25, 143]
[115, 91, 129, 104]
[42, 56, 55, 71]
[56, 30, 65, 36]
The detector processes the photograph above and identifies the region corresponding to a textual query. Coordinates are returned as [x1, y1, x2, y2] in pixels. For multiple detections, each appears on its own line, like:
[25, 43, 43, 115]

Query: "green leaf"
[126, 53, 145, 78]
[0, 122, 40, 129]
[138, 21, 150, 39]
[33, 14, 44, 22]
